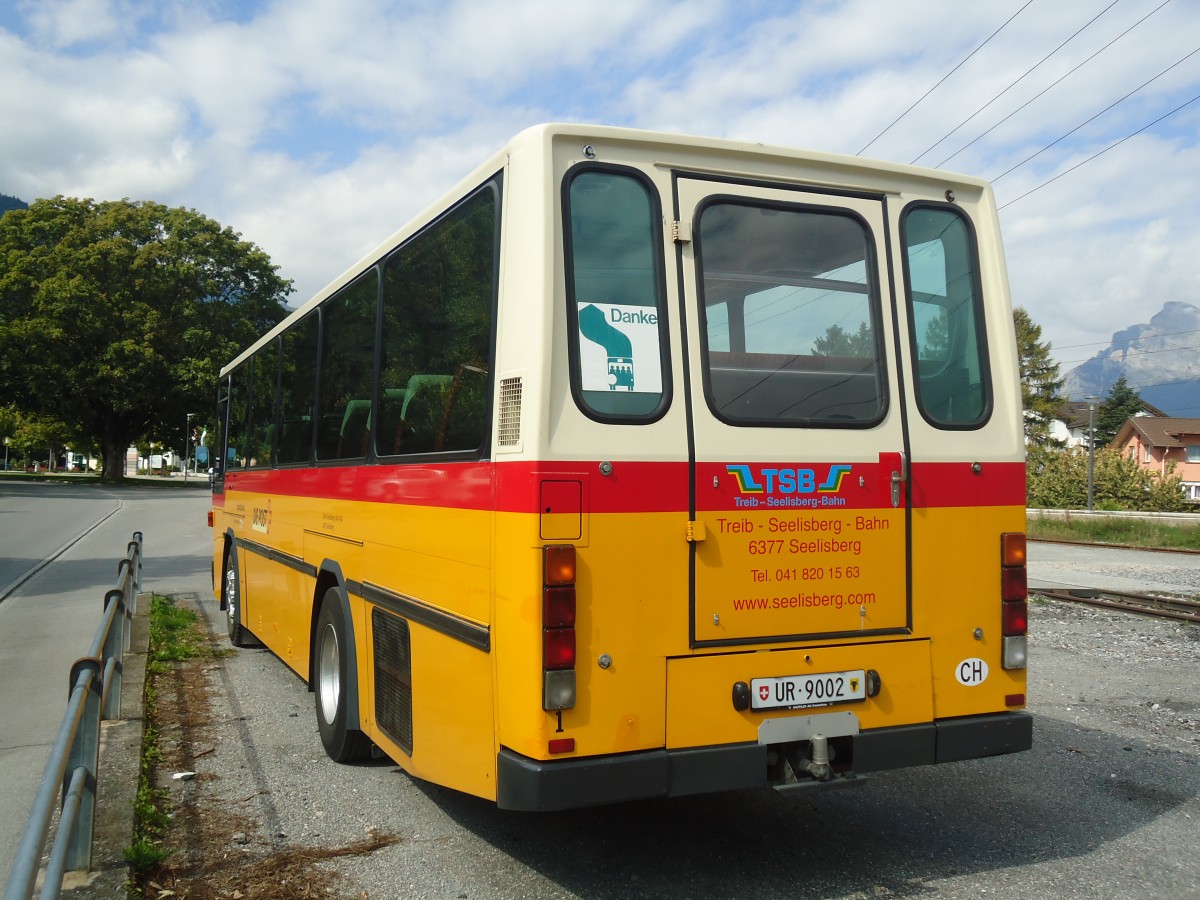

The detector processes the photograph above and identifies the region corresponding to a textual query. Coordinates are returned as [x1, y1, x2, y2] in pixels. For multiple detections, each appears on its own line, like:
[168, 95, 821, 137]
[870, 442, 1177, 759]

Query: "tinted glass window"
[903, 206, 990, 427]
[224, 368, 249, 470]
[245, 341, 278, 467]
[377, 188, 495, 457]
[696, 201, 884, 426]
[565, 169, 667, 420]
[316, 272, 379, 461]
[277, 313, 318, 465]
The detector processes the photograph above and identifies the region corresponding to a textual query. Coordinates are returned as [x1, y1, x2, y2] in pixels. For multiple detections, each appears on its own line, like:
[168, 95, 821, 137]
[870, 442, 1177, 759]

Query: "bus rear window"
[696, 200, 884, 427]
[902, 205, 991, 428]
[564, 167, 668, 421]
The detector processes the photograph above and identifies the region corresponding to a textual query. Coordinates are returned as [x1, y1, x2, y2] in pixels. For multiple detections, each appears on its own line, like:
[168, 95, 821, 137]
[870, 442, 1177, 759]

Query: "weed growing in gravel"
[124, 594, 215, 880]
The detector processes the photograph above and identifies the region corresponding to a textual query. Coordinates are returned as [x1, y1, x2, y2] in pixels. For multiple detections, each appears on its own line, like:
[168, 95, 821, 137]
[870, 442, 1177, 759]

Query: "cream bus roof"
[222, 122, 993, 377]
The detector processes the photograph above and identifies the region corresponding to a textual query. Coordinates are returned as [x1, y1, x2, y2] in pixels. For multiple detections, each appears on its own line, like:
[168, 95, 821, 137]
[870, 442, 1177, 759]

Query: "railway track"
[1028, 538, 1200, 555]
[1035, 587, 1200, 624]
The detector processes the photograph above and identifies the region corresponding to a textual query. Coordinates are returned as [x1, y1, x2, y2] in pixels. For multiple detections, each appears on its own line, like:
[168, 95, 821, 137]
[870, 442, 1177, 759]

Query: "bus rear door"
[674, 176, 910, 648]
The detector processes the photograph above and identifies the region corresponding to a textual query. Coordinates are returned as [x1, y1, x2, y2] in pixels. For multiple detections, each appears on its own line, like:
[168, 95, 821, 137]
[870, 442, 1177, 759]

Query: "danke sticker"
[578, 302, 662, 394]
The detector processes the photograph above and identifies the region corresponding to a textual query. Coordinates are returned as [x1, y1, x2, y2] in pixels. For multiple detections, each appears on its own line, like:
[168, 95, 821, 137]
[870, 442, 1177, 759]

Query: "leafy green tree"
[1095, 374, 1142, 447]
[1026, 447, 1187, 511]
[1013, 308, 1063, 447]
[0, 196, 291, 478]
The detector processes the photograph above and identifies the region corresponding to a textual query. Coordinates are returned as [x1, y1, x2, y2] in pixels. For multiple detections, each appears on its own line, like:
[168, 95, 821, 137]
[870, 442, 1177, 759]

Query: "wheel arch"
[309, 560, 362, 732]
[219, 530, 237, 610]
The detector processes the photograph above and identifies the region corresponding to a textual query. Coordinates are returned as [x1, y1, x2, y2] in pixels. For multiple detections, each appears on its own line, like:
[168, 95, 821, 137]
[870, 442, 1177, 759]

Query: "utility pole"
[1086, 396, 1099, 511]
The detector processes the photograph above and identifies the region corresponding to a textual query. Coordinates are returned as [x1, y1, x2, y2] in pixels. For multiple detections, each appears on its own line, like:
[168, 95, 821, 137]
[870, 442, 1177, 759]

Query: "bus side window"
[316, 271, 379, 462]
[378, 187, 496, 458]
[225, 365, 249, 470]
[245, 340, 279, 468]
[277, 312, 318, 465]
[902, 205, 991, 428]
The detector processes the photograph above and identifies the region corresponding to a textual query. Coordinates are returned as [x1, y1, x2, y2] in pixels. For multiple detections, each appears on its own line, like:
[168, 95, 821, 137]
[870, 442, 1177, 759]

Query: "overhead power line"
[856, 0, 1034, 156]
[911, 0, 1125, 165]
[928, 0, 1176, 168]
[992, 43, 1200, 185]
[1054, 327, 1200, 352]
[1057, 344, 1200, 366]
[998, 88, 1200, 208]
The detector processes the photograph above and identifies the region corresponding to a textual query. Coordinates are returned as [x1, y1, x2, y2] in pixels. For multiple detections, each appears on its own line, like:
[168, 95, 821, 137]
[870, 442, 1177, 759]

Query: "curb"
[60, 592, 151, 897]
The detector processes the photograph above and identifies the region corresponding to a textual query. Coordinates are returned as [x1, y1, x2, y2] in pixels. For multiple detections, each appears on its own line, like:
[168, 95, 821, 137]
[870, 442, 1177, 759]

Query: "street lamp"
[1086, 396, 1100, 512]
[3, 437, 8, 472]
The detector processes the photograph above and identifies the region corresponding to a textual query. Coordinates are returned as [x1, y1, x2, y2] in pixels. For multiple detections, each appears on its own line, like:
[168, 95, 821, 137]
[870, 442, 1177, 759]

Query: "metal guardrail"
[3, 532, 143, 900]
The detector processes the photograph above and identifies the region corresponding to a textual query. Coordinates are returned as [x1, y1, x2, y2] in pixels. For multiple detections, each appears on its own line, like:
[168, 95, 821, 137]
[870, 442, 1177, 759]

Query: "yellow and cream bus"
[210, 123, 1030, 810]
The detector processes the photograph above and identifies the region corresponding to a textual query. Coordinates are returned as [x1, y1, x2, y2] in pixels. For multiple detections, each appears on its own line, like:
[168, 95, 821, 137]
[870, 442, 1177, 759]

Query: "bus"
[210, 123, 1030, 810]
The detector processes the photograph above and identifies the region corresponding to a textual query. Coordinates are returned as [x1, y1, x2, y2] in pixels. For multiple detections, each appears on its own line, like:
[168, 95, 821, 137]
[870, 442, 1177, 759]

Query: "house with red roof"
[1109, 417, 1200, 503]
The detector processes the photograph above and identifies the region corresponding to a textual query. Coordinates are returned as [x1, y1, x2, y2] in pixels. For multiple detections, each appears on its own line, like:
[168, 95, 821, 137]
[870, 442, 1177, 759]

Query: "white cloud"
[0, 0, 1198, 377]
[16, 0, 134, 48]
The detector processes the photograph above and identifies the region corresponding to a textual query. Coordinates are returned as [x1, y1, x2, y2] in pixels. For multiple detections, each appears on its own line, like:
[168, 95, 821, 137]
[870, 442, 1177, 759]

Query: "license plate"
[751, 669, 866, 711]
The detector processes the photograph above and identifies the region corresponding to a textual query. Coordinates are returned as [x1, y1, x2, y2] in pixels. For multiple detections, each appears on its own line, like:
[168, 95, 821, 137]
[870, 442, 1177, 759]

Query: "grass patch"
[1028, 515, 1200, 551]
[124, 594, 217, 878]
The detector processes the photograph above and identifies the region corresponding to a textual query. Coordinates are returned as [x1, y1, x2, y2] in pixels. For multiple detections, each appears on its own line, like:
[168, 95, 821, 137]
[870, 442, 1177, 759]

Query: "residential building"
[1047, 399, 1165, 449]
[1109, 417, 1200, 502]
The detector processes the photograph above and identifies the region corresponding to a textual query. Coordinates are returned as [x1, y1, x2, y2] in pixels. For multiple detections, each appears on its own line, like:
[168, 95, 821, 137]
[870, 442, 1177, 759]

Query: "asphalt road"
[0, 479, 212, 881]
[2, 483, 1197, 897]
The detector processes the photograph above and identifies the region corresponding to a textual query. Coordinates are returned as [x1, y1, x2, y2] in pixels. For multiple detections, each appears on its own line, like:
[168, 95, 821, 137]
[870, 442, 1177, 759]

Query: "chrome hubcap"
[318, 622, 340, 726]
[225, 564, 237, 623]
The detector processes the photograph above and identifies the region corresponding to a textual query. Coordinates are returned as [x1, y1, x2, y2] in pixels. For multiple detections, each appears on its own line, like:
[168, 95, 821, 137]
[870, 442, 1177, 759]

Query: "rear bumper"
[496, 711, 1032, 811]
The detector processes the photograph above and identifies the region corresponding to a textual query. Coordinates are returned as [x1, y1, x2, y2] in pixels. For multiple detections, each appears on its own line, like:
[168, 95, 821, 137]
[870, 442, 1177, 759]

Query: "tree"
[1026, 446, 1187, 512]
[1013, 307, 1063, 447]
[1094, 374, 1142, 447]
[0, 196, 291, 478]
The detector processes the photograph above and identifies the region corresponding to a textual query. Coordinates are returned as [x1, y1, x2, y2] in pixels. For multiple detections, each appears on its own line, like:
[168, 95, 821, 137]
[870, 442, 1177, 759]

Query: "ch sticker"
[955, 657, 989, 686]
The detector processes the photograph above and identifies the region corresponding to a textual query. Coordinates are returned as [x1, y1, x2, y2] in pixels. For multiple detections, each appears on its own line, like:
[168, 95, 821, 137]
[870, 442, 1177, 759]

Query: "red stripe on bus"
[219, 459, 1025, 512]
[910, 461, 1026, 508]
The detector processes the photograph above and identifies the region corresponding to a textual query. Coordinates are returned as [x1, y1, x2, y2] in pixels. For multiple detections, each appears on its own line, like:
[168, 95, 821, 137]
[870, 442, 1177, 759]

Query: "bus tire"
[314, 591, 370, 762]
[223, 548, 257, 648]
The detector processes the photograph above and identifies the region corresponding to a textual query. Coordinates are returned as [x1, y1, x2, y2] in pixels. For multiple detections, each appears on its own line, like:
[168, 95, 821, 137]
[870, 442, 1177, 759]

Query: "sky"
[2, 0, 1199, 381]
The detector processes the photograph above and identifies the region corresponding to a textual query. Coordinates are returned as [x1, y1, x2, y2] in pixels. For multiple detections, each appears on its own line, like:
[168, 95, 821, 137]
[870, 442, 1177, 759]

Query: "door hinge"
[672, 220, 692, 243]
[685, 518, 706, 542]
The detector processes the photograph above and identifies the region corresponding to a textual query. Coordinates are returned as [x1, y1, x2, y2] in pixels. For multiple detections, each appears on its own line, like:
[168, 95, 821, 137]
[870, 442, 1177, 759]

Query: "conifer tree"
[1095, 374, 1143, 447]
[1013, 308, 1063, 447]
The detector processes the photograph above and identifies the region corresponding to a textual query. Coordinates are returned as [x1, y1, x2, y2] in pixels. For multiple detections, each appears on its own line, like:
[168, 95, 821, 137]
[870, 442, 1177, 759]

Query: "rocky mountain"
[1062, 301, 1200, 416]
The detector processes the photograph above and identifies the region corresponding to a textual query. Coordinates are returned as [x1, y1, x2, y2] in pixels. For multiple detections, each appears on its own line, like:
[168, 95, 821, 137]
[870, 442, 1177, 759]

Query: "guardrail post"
[130, 531, 143, 593]
[101, 589, 125, 719]
[115, 559, 134, 654]
[64, 657, 101, 873]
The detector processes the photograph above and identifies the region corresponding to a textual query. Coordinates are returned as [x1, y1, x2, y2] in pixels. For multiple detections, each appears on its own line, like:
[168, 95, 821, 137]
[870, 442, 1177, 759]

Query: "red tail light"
[1001, 566, 1027, 603]
[1002, 598, 1028, 636]
[543, 586, 576, 628]
[543, 627, 576, 669]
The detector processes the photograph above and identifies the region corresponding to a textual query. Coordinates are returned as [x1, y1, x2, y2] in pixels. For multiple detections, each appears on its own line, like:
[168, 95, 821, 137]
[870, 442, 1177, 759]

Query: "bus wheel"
[314, 591, 370, 762]
[223, 549, 255, 648]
